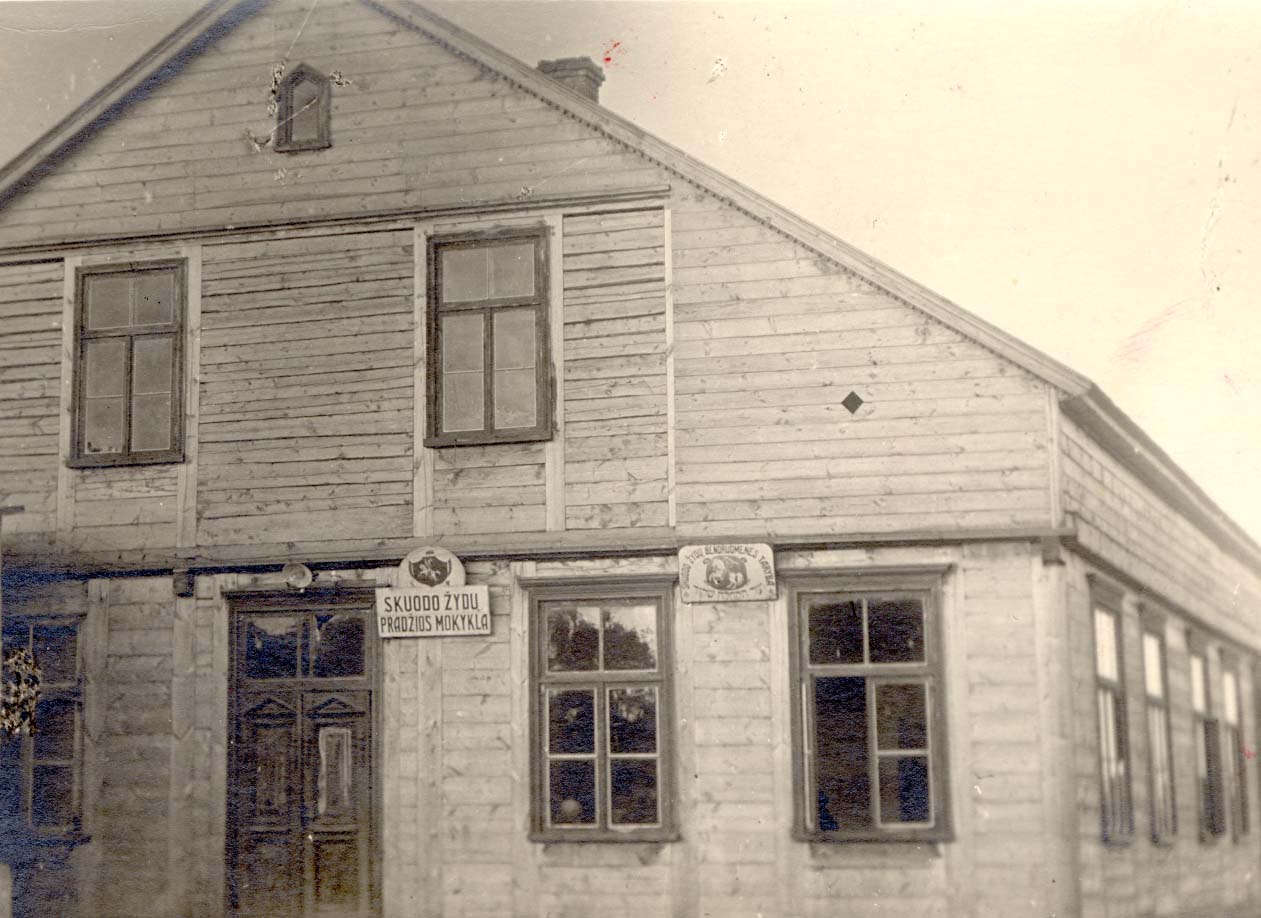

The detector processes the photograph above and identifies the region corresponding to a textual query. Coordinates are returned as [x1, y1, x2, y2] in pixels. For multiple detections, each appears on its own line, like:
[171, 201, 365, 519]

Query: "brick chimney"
[537, 57, 605, 103]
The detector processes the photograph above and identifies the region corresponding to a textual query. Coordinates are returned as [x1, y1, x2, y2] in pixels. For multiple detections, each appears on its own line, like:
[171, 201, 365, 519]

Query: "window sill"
[530, 829, 680, 846]
[425, 429, 552, 449]
[274, 139, 331, 153]
[67, 451, 184, 469]
[795, 828, 952, 846]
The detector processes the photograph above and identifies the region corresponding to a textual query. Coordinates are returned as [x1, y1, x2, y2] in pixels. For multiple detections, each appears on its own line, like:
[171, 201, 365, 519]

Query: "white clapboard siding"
[668, 185, 1053, 534]
[561, 208, 670, 531]
[196, 226, 414, 546]
[0, 261, 64, 533]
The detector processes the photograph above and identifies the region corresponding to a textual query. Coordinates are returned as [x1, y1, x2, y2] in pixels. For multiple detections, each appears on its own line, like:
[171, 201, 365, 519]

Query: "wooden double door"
[228, 595, 378, 918]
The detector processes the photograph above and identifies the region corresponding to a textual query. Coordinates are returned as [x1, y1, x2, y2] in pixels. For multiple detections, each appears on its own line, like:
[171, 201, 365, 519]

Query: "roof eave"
[1061, 385, 1261, 572]
[0, 0, 261, 210]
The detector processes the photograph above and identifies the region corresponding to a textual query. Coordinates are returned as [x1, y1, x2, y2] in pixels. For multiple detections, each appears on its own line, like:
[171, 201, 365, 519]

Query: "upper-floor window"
[1093, 600, 1133, 843]
[788, 570, 950, 842]
[275, 63, 331, 152]
[1, 615, 84, 837]
[71, 261, 184, 467]
[529, 581, 675, 842]
[1141, 623, 1176, 843]
[426, 231, 551, 447]
[1190, 643, 1226, 839]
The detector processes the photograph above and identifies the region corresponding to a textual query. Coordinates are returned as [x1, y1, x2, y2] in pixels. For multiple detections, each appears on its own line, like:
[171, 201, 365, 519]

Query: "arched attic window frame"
[275, 63, 331, 152]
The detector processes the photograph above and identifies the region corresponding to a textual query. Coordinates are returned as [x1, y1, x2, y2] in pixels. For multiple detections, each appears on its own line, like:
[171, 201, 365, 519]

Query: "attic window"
[276, 64, 331, 152]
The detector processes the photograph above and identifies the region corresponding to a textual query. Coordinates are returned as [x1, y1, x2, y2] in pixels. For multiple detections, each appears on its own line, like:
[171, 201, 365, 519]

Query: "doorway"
[227, 592, 379, 917]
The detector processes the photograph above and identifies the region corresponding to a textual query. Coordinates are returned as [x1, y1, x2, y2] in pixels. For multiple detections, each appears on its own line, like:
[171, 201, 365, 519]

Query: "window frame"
[274, 62, 331, 153]
[1089, 581, 1133, 845]
[1189, 636, 1226, 841]
[786, 568, 952, 844]
[1221, 654, 1248, 841]
[69, 259, 185, 468]
[2, 613, 86, 839]
[1139, 611, 1177, 844]
[527, 577, 676, 843]
[425, 229, 553, 448]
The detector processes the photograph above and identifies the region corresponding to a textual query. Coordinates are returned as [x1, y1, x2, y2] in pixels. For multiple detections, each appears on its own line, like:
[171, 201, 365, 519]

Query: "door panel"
[229, 603, 377, 918]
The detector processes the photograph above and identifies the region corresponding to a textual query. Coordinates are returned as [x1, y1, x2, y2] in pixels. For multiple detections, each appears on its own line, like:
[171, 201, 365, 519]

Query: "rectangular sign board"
[678, 543, 777, 603]
[376, 586, 492, 638]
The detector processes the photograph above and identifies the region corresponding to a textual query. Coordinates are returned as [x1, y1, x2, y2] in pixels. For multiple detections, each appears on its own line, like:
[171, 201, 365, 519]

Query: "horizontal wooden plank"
[565, 503, 669, 530]
[675, 394, 1047, 429]
[675, 411, 1045, 447]
[197, 505, 412, 545]
[674, 376, 1038, 412]
[677, 449, 1045, 483]
[677, 488, 1048, 521]
[432, 505, 547, 535]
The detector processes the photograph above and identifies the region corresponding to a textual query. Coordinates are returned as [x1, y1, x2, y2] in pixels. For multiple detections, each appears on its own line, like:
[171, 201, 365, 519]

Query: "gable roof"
[1, 0, 1258, 567]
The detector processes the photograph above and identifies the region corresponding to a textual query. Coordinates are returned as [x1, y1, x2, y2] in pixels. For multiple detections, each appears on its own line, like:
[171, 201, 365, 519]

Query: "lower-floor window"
[2, 615, 84, 835]
[530, 580, 675, 841]
[789, 570, 950, 842]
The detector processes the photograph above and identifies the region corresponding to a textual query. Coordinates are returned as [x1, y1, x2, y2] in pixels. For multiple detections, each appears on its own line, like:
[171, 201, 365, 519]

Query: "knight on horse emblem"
[408, 552, 451, 587]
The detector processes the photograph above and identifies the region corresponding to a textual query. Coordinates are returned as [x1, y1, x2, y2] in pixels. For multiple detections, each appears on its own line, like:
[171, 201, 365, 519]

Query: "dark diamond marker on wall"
[842, 391, 864, 414]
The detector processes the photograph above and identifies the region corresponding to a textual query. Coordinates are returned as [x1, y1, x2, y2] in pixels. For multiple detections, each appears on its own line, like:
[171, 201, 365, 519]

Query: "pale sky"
[2, 0, 1259, 541]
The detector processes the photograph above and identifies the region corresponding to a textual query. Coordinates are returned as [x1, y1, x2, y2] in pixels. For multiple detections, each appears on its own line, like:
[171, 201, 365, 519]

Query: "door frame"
[224, 587, 383, 917]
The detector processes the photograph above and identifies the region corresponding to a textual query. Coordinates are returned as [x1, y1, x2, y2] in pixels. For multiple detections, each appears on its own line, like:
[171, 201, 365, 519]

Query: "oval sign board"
[399, 546, 466, 588]
[678, 543, 777, 603]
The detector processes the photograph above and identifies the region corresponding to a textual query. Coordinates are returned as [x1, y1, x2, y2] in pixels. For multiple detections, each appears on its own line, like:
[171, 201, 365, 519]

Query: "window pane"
[83, 396, 125, 455]
[878, 756, 930, 824]
[32, 622, 77, 684]
[602, 603, 657, 671]
[1, 619, 26, 653]
[609, 687, 656, 754]
[133, 270, 175, 325]
[493, 308, 538, 429]
[130, 393, 172, 452]
[290, 78, 322, 143]
[442, 372, 484, 433]
[84, 274, 130, 329]
[814, 676, 871, 830]
[441, 314, 484, 372]
[488, 243, 535, 298]
[549, 760, 595, 825]
[84, 338, 126, 397]
[1223, 672, 1239, 725]
[311, 614, 365, 678]
[1094, 609, 1119, 681]
[548, 689, 595, 754]
[441, 313, 484, 433]
[244, 616, 301, 679]
[807, 599, 863, 665]
[440, 247, 488, 302]
[1143, 633, 1164, 699]
[610, 759, 658, 826]
[132, 335, 173, 395]
[868, 599, 925, 663]
[545, 604, 600, 672]
[494, 368, 537, 429]
[33, 698, 76, 761]
[493, 308, 537, 369]
[31, 765, 74, 828]
[1191, 654, 1206, 714]
[875, 682, 927, 751]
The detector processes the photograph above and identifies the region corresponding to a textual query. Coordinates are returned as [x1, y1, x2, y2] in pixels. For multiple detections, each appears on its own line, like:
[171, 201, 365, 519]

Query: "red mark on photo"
[1244, 744, 1256, 760]
[603, 40, 625, 66]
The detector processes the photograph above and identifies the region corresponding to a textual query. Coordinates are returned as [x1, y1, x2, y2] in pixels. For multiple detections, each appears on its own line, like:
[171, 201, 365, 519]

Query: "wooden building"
[0, 1, 1258, 916]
